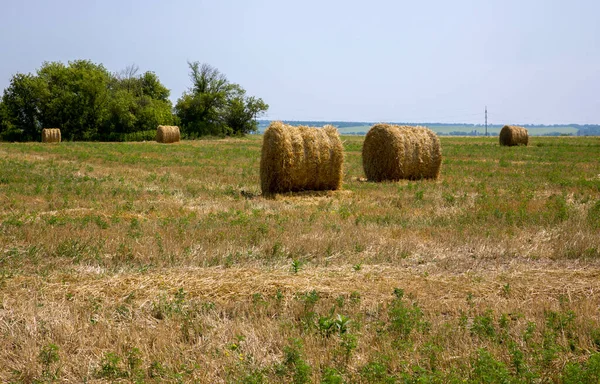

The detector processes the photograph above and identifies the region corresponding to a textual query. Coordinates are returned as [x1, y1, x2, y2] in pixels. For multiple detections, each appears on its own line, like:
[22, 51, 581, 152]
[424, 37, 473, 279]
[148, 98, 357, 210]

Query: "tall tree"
[175, 62, 268, 137]
[0, 60, 175, 141]
[222, 84, 269, 135]
[1, 73, 44, 141]
[37, 60, 112, 140]
[103, 68, 174, 139]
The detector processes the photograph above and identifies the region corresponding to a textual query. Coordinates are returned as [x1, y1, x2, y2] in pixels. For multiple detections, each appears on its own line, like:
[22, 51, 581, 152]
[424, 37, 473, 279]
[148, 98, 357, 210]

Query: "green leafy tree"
[37, 60, 112, 140]
[175, 62, 230, 136]
[175, 61, 268, 137]
[1, 73, 44, 141]
[103, 67, 174, 140]
[222, 84, 269, 135]
[0, 60, 174, 141]
[0, 96, 11, 140]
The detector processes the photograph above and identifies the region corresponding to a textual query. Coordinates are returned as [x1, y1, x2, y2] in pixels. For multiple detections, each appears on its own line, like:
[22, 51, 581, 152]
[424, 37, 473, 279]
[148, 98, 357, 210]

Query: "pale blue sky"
[1, 0, 598, 124]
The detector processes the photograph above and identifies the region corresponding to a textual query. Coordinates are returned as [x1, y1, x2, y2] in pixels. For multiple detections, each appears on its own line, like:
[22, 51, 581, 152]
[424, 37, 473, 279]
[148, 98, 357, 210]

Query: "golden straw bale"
[156, 125, 180, 143]
[41, 128, 61, 143]
[260, 121, 344, 195]
[499, 125, 528, 146]
[362, 124, 442, 181]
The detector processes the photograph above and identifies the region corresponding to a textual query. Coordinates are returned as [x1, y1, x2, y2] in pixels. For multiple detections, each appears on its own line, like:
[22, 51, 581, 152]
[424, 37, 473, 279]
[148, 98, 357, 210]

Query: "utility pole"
[485, 106, 488, 136]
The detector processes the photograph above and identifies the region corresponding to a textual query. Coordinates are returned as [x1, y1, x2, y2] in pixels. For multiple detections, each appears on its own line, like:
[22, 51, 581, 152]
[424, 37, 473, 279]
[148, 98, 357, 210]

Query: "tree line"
[0, 60, 268, 141]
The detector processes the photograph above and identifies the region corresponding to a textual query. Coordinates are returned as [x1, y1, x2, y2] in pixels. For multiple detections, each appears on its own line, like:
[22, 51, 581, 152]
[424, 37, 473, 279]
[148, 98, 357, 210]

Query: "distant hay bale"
[362, 124, 442, 182]
[156, 125, 180, 143]
[260, 121, 344, 195]
[499, 125, 528, 146]
[41, 128, 61, 143]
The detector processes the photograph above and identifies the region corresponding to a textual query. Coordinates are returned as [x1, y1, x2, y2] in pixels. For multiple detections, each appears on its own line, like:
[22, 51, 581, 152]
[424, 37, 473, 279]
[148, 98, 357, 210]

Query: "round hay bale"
[499, 125, 528, 146]
[41, 128, 61, 143]
[260, 121, 344, 195]
[156, 125, 180, 144]
[362, 124, 442, 181]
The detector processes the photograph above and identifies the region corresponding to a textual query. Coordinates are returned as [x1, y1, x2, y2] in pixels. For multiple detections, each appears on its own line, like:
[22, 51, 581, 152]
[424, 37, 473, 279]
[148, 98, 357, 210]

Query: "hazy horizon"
[1, 0, 598, 125]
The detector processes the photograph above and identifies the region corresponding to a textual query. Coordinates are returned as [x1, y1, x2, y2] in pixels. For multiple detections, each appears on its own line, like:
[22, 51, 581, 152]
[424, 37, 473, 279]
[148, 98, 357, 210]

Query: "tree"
[222, 84, 269, 135]
[175, 62, 268, 137]
[103, 68, 174, 139]
[36, 60, 112, 140]
[175, 62, 230, 136]
[0, 60, 175, 141]
[1, 73, 44, 141]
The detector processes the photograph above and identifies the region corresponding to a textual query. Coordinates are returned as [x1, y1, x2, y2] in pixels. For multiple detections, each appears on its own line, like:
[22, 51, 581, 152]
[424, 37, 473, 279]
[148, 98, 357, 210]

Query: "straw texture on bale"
[156, 125, 180, 143]
[499, 125, 528, 146]
[362, 124, 442, 182]
[41, 128, 61, 143]
[260, 121, 344, 195]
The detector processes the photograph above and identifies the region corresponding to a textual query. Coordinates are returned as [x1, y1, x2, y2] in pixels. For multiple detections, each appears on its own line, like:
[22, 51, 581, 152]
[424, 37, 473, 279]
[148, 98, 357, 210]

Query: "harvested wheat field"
[1, 136, 600, 383]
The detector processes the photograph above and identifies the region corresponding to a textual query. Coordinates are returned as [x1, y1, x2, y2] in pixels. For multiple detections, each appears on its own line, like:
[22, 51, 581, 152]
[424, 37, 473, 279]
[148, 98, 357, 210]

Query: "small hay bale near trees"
[260, 121, 344, 195]
[362, 124, 442, 182]
[156, 125, 180, 143]
[41, 128, 61, 143]
[499, 125, 528, 146]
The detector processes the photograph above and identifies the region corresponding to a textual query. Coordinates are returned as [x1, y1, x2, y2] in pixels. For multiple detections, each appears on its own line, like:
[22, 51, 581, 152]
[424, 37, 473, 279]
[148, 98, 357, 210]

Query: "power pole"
[485, 106, 488, 136]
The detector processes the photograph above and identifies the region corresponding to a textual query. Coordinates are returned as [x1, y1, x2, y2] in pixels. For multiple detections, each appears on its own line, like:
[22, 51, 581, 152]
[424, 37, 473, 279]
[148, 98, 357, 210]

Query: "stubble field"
[1, 135, 599, 383]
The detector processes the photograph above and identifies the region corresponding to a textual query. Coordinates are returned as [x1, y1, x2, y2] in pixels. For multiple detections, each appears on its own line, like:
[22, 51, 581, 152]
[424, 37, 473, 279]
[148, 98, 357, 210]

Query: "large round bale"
[156, 125, 180, 143]
[499, 125, 528, 146]
[362, 124, 442, 181]
[41, 128, 61, 143]
[260, 121, 344, 195]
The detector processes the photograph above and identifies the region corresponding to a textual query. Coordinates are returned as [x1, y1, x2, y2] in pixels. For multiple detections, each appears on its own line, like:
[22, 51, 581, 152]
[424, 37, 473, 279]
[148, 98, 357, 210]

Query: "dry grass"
[41, 128, 61, 143]
[362, 124, 442, 181]
[260, 121, 343, 195]
[0, 136, 599, 382]
[499, 125, 529, 146]
[156, 125, 180, 144]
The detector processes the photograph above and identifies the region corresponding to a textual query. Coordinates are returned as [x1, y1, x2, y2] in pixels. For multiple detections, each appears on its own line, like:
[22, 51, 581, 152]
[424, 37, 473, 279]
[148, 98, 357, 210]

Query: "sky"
[0, 0, 599, 125]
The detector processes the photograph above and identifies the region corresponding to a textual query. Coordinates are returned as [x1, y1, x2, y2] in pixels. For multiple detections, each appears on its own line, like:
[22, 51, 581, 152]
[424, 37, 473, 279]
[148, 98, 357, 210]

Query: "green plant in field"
[291, 259, 303, 274]
[238, 369, 267, 384]
[338, 333, 357, 366]
[522, 321, 536, 343]
[470, 349, 513, 383]
[588, 200, 600, 229]
[321, 367, 344, 383]
[388, 288, 428, 342]
[414, 190, 424, 201]
[360, 355, 396, 383]
[544, 194, 569, 223]
[349, 291, 361, 304]
[96, 348, 144, 381]
[148, 361, 167, 379]
[561, 353, 600, 383]
[301, 290, 319, 307]
[471, 310, 496, 339]
[317, 314, 351, 338]
[125, 347, 144, 381]
[97, 352, 125, 380]
[317, 314, 336, 338]
[38, 343, 60, 382]
[442, 192, 456, 206]
[274, 339, 312, 384]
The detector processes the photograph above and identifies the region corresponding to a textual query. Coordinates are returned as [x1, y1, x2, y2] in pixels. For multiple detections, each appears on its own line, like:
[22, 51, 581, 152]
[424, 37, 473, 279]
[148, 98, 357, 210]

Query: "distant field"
[1, 136, 600, 382]
[336, 125, 580, 136]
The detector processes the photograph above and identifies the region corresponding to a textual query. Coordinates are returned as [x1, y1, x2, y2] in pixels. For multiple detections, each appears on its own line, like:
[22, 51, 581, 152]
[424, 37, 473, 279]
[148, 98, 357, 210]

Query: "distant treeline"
[258, 121, 600, 136]
[0, 61, 268, 141]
